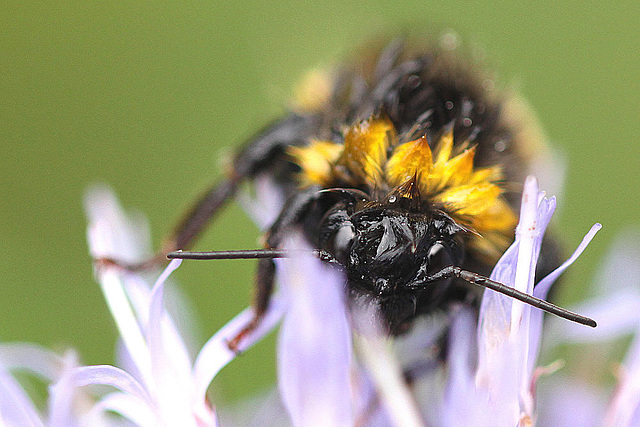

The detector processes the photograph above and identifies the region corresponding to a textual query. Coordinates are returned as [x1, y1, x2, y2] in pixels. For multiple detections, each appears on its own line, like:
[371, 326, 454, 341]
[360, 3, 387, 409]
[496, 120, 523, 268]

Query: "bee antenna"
[167, 248, 337, 263]
[168, 249, 291, 260]
[412, 266, 597, 328]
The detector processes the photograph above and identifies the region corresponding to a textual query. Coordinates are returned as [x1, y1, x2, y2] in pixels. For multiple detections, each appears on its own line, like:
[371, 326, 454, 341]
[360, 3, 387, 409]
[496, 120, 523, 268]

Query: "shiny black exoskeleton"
[334, 202, 466, 334]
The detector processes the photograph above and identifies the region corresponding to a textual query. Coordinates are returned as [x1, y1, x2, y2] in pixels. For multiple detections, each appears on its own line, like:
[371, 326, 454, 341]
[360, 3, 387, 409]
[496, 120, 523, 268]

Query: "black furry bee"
[150, 38, 595, 341]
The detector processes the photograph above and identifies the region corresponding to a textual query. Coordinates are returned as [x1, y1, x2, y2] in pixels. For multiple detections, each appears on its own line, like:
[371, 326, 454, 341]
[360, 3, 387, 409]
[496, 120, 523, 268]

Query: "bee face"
[348, 209, 457, 288]
[318, 197, 467, 331]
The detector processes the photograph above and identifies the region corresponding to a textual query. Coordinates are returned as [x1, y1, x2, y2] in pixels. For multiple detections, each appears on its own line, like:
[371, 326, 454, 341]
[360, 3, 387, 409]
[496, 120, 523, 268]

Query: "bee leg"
[92, 177, 243, 273]
[160, 178, 240, 255]
[226, 188, 326, 352]
[227, 257, 276, 353]
[95, 114, 317, 271]
[163, 114, 317, 254]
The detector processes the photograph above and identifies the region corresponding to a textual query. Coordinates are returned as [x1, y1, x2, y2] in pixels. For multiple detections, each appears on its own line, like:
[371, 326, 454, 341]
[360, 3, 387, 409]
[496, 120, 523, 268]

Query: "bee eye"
[327, 224, 355, 265]
[427, 242, 453, 276]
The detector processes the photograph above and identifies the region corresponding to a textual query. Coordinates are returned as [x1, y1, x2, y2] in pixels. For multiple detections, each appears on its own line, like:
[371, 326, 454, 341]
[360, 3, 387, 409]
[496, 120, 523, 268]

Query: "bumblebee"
[150, 38, 595, 339]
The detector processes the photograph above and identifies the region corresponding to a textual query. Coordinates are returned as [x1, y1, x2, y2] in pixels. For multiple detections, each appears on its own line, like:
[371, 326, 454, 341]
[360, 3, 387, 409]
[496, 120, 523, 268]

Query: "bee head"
[346, 208, 464, 292]
[317, 188, 466, 331]
[320, 204, 464, 332]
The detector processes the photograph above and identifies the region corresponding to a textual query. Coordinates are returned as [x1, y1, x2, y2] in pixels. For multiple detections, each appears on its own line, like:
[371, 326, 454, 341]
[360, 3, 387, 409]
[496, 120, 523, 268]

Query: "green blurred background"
[1, 1, 638, 403]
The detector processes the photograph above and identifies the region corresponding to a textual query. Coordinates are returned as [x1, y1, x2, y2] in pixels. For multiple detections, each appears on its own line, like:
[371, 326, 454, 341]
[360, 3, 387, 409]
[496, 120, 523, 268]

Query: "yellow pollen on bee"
[289, 116, 518, 259]
[385, 135, 433, 185]
[292, 69, 334, 111]
[339, 116, 395, 185]
[288, 140, 342, 187]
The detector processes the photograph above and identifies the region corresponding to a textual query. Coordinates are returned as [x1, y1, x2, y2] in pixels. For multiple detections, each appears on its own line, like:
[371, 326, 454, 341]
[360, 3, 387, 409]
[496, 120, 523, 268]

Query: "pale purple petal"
[467, 174, 603, 426]
[472, 176, 563, 424]
[604, 322, 640, 425]
[88, 392, 157, 426]
[145, 259, 195, 421]
[477, 241, 519, 334]
[85, 187, 199, 362]
[527, 223, 601, 372]
[0, 367, 44, 426]
[238, 174, 287, 231]
[389, 314, 448, 425]
[85, 185, 151, 263]
[537, 376, 608, 427]
[512, 177, 543, 297]
[85, 188, 154, 387]
[96, 270, 153, 387]
[511, 181, 556, 334]
[192, 297, 285, 411]
[0, 343, 64, 382]
[117, 269, 200, 366]
[110, 271, 200, 389]
[396, 315, 448, 426]
[70, 365, 152, 405]
[443, 308, 485, 426]
[477, 178, 544, 366]
[446, 309, 475, 396]
[353, 304, 423, 427]
[146, 260, 188, 368]
[276, 234, 353, 426]
[48, 351, 81, 427]
[349, 365, 388, 427]
[478, 179, 555, 341]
